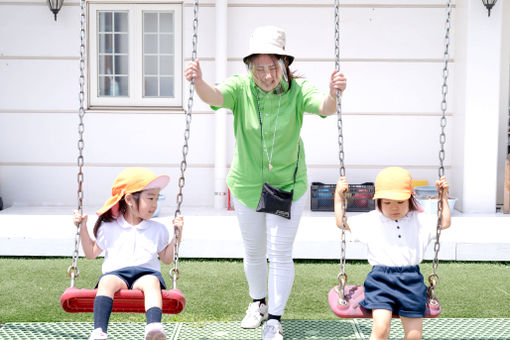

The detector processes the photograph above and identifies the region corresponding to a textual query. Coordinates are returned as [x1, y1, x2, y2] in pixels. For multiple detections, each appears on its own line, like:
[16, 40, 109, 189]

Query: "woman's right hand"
[184, 59, 203, 82]
[73, 210, 88, 227]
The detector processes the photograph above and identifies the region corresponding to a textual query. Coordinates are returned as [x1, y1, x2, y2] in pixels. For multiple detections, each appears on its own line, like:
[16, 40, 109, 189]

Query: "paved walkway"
[1, 206, 510, 260]
[1, 319, 509, 339]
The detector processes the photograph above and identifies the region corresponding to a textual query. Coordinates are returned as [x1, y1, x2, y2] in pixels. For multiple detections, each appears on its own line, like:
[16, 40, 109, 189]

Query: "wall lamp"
[482, 0, 497, 17]
[48, 0, 64, 21]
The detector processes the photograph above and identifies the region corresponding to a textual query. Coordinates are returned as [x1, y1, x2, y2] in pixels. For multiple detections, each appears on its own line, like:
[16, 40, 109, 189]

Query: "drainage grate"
[0, 319, 508, 340]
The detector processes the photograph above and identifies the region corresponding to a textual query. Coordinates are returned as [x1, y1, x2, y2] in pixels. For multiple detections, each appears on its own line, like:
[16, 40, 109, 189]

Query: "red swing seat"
[60, 287, 185, 314]
[328, 285, 441, 319]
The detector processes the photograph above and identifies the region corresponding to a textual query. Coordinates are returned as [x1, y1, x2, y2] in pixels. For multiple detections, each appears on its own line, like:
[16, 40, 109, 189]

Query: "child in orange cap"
[73, 167, 183, 340]
[334, 167, 450, 340]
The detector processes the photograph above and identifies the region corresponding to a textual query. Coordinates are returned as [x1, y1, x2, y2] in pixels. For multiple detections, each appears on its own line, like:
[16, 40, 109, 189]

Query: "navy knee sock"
[93, 296, 113, 333]
[146, 307, 163, 324]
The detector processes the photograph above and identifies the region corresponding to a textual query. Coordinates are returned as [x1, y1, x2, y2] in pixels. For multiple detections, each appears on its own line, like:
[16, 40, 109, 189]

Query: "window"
[88, 3, 182, 108]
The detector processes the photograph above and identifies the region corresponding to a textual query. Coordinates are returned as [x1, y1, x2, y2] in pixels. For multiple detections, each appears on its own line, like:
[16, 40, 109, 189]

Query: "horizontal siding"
[0, 165, 215, 206]
[226, 7, 454, 60]
[0, 4, 80, 57]
[0, 60, 79, 110]
[223, 114, 453, 167]
[0, 0, 458, 207]
[0, 113, 215, 163]
[0, 113, 452, 166]
[189, 59, 455, 114]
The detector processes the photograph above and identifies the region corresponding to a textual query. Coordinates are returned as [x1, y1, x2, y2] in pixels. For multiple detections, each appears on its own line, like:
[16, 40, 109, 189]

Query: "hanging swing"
[327, 0, 452, 319]
[60, 0, 200, 314]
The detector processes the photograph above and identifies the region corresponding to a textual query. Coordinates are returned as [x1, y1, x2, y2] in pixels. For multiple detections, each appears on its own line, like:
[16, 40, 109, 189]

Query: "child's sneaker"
[144, 322, 166, 340]
[262, 319, 283, 340]
[240, 301, 268, 328]
[88, 328, 108, 340]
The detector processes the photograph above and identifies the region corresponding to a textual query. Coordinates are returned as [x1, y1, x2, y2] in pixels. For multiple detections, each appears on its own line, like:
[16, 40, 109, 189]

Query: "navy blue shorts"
[96, 266, 167, 290]
[360, 265, 427, 318]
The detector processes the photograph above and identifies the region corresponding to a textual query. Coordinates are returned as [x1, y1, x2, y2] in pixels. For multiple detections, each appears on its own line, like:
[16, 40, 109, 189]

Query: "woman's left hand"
[329, 70, 347, 97]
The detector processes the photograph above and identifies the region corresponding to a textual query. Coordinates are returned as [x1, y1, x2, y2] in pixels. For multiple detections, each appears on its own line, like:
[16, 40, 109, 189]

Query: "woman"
[185, 26, 346, 340]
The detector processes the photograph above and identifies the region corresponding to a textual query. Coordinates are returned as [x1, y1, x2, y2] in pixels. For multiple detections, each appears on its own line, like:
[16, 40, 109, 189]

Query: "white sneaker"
[88, 328, 108, 340]
[144, 322, 166, 340]
[262, 319, 284, 340]
[240, 301, 268, 328]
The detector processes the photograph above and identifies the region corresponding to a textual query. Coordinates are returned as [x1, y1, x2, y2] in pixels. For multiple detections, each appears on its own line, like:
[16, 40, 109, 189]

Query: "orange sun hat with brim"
[96, 167, 170, 217]
[373, 167, 413, 201]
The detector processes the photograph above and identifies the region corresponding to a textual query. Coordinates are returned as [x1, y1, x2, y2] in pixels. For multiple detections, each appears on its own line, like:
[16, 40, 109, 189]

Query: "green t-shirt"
[213, 74, 326, 209]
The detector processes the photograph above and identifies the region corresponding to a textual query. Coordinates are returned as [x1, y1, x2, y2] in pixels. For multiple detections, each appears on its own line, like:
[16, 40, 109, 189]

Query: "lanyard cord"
[255, 89, 300, 189]
[256, 90, 282, 172]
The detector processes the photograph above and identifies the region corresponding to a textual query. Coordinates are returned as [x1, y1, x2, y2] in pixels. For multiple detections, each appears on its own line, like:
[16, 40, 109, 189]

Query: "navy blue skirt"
[360, 265, 427, 318]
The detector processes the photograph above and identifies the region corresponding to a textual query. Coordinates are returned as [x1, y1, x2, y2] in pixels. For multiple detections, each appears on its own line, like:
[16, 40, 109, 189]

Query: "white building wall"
[0, 0, 508, 212]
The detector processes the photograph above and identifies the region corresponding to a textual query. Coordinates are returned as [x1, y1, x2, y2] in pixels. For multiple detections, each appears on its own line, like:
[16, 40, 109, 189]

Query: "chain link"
[333, 0, 348, 305]
[429, 0, 452, 304]
[171, 0, 199, 289]
[68, 0, 87, 288]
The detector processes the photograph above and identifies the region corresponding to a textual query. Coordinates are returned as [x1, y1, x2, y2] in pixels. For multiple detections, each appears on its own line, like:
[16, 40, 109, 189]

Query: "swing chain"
[334, 0, 348, 305]
[334, 0, 344, 178]
[171, 0, 199, 289]
[429, 0, 452, 304]
[68, 0, 87, 288]
[438, 0, 451, 178]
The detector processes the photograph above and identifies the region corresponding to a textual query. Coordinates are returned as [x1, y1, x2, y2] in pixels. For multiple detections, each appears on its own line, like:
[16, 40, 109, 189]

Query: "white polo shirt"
[348, 209, 437, 267]
[95, 215, 171, 274]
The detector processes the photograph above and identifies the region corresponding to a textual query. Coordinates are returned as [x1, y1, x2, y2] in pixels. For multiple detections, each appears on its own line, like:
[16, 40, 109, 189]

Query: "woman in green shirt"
[185, 26, 346, 340]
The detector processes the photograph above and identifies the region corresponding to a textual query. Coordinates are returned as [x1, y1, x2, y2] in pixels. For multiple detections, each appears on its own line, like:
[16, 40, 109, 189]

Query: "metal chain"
[429, 0, 452, 305]
[171, 0, 199, 289]
[68, 0, 87, 288]
[333, 0, 348, 305]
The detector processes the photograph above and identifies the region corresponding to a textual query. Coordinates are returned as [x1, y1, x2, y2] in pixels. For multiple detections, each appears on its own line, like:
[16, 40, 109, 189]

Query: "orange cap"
[373, 167, 413, 201]
[96, 167, 169, 216]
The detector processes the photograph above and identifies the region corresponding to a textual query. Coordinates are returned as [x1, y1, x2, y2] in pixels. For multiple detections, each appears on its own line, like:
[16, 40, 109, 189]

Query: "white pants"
[232, 194, 305, 316]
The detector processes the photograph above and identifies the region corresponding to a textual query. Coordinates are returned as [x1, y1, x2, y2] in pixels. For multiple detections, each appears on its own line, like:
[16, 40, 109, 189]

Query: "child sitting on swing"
[334, 167, 451, 340]
[73, 167, 183, 340]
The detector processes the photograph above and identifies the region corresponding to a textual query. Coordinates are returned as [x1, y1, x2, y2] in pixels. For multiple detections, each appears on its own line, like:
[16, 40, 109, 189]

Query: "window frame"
[88, 2, 183, 108]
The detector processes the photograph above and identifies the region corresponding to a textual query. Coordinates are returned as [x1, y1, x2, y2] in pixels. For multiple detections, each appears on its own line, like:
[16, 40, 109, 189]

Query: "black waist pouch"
[256, 182, 293, 219]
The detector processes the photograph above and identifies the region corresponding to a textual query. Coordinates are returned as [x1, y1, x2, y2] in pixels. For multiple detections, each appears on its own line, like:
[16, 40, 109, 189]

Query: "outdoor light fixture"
[48, 0, 64, 21]
[482, 0, 497, 17]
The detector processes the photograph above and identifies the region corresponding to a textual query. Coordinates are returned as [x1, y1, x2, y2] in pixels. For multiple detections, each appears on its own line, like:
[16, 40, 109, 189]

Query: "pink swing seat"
[60, 287, 185, 314]
[328, 285, 441, 319]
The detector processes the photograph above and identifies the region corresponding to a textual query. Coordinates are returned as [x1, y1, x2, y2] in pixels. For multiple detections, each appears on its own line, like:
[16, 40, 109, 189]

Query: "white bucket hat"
[243, 26, 294, 65]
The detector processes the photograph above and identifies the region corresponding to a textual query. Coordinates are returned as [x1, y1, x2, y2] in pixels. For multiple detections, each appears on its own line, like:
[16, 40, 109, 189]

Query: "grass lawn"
[0, 258, 509, 323]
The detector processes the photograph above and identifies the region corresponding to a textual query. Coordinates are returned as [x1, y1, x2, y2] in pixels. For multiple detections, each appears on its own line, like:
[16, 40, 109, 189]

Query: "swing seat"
[60, 287, 185, 314]
[328, 285, 440, 319]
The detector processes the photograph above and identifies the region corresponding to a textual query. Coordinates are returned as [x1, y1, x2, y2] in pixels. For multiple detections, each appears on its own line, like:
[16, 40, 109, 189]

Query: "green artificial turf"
[0, 258, 508, 323]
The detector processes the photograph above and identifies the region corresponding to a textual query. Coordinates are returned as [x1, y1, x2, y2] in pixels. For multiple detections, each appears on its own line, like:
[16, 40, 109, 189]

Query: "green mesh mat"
[1, 319, 509, 339]
[175, 320, 359, 340]
[0, 323, 177, 340]
[355, 318, 510, 340]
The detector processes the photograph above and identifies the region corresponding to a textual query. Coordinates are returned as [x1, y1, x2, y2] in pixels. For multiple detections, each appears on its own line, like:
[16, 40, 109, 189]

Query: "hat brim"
[144, 175, 170, 190]
[96, 175, 170, 216]
[373, 191, 411, 201]
[96, 196, 122, 216]
[243, 53, 294, 66]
